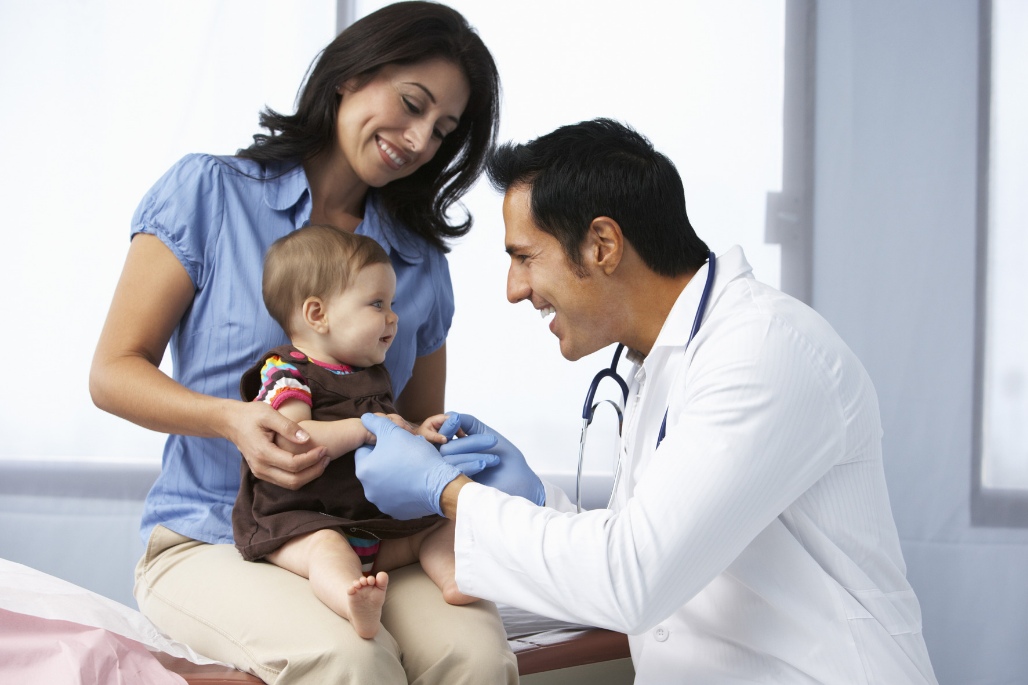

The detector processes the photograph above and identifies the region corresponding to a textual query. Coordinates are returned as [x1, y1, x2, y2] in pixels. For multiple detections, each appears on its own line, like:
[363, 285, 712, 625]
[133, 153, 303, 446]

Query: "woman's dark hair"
[237, 2, 500, 251]
[487, 119, 710, 278]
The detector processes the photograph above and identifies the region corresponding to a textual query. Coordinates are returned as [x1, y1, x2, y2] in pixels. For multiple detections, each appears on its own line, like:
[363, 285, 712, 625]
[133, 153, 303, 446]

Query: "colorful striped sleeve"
[253, 356, 312, 410]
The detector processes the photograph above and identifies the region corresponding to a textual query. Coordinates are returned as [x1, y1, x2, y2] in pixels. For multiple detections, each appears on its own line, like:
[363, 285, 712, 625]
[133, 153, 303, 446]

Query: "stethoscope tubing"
[576, 250, 717, 513]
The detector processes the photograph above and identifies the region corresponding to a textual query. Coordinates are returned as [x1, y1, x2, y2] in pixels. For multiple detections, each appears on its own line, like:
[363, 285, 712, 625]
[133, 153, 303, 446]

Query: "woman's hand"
[223, 399, 329, 490]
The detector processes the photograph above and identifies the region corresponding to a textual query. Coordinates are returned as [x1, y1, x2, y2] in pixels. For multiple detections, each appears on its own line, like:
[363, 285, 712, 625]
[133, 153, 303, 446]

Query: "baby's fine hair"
[263, 224, 391, 335]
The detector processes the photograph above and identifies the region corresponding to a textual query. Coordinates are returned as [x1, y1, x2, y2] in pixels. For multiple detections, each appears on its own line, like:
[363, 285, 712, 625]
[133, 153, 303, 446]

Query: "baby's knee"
[306, 528, 346, 548]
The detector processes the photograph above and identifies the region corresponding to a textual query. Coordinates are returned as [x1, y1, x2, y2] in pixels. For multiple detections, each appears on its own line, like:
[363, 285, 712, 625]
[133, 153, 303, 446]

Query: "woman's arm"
[89, 234, 328, 490]
[394, 343, 447, 423]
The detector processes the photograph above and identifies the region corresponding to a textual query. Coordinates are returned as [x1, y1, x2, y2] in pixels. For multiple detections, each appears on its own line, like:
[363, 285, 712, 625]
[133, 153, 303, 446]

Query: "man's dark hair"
[486, 119, 709, 277]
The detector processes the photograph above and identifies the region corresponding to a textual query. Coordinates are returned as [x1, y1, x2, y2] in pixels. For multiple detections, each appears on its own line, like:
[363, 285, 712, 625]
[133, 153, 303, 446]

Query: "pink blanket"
[0, 608, 185, 685]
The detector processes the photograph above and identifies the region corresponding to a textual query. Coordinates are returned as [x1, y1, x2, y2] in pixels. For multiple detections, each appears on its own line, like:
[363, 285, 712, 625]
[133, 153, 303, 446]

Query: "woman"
[89, 4, 515, 683]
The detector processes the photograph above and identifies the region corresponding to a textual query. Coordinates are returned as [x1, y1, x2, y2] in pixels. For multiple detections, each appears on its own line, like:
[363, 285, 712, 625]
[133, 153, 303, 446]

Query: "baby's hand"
[369, 412, 464, 446]
[417, 413, 466, 446]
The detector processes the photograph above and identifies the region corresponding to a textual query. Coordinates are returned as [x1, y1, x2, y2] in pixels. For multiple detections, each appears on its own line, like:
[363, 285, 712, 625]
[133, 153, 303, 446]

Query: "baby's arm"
[271, 406, 454, 459]
[274, 399, 372, 459]
[368, 412, 449, 446]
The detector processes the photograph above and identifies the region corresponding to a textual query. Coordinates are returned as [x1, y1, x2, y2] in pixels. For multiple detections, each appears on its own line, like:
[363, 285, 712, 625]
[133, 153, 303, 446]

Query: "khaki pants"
[135, 525, 518, 684]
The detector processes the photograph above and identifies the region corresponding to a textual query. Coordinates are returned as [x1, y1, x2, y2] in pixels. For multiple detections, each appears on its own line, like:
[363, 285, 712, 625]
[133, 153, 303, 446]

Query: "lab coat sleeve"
[541, 478, 577, 513]
[453, 314, 847, 633]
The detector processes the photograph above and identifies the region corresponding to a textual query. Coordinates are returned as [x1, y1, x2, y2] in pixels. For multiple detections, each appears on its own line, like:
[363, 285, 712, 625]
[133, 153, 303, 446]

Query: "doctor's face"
[503, 186, 615, 361]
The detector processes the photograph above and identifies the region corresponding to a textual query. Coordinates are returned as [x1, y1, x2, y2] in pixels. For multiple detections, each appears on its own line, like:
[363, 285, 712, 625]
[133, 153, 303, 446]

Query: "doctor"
[356, 119, 938, 684]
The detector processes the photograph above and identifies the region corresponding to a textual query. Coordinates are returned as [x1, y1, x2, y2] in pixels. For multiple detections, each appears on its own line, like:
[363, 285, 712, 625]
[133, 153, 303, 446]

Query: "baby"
[232, 224, 475, 640]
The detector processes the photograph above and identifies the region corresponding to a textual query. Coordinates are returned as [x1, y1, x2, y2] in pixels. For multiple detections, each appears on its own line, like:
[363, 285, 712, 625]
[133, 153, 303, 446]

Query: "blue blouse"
[133, 154, 455, 545]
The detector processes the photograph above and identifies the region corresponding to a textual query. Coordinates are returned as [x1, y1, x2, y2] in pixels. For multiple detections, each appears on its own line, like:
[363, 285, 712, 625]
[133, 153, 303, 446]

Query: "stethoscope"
[576, 250, 717, 513]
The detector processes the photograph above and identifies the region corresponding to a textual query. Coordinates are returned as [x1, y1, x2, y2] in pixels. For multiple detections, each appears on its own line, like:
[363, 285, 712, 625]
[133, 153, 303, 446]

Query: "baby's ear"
[301, 296, 328, 333]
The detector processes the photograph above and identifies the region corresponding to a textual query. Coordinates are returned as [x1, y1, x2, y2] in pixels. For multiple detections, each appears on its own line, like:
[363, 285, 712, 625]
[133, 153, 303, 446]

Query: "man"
[356, 119, 938, 684]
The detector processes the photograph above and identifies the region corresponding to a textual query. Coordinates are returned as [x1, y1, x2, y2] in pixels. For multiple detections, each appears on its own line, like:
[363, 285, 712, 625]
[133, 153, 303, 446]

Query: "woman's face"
[335, 59, 471, 188]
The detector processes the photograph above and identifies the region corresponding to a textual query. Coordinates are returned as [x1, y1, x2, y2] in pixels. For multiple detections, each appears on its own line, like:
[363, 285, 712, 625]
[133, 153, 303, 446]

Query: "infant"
[232, 224, 475, 640]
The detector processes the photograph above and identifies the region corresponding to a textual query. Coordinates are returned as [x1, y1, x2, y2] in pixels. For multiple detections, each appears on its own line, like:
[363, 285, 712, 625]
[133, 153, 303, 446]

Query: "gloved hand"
[438, 413, 545, 506]
[356, 413, 499, 519]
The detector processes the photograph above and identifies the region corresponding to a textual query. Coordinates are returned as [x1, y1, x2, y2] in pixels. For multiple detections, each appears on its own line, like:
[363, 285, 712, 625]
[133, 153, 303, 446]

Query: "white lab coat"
[454, 247, 938, 684]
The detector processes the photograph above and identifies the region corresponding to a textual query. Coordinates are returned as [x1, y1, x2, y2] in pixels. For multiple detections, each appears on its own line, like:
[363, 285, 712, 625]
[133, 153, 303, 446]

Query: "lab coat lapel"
[622, 247, 754, 496]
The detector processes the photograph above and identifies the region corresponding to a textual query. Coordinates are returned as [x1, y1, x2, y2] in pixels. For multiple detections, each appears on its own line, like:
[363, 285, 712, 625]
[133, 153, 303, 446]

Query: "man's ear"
[585, 216, 624, 276]
[301, 297, 329, 334]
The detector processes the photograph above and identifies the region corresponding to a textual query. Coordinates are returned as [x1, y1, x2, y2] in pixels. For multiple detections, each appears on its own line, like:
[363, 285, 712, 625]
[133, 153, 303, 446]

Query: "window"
[0, 1, 336, 463]
[972, 0, 1028, 526]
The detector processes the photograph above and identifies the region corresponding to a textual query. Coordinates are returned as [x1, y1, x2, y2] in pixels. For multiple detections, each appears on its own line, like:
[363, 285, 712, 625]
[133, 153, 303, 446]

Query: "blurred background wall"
[813, 2, 1028, 682]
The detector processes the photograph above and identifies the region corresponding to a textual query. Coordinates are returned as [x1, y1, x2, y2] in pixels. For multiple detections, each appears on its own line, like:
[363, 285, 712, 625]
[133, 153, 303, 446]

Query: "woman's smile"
[376, 135, 409, 170]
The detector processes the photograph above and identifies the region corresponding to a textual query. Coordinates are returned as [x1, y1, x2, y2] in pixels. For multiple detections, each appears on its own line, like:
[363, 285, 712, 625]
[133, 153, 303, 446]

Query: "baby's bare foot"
[346, 572, 388, 639]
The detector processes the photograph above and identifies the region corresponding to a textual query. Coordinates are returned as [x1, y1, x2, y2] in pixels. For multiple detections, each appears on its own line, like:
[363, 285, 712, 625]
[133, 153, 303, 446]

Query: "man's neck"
[620, 269, 695, 357]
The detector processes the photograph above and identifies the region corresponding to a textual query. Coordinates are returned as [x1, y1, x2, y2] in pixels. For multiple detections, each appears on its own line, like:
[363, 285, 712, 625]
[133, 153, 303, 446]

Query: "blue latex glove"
[355, 413, 499, 519]
[438, 413, 546, 506]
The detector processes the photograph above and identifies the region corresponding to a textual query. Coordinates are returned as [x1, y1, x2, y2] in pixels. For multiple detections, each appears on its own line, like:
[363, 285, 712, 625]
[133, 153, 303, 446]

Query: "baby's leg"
[418, 521, 479, 606]
[374, 523, 476, 605]
[266, 529, 388, 639]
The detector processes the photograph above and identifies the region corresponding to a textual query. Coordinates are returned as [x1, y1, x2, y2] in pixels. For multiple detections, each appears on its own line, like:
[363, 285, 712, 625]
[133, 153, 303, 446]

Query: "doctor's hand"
[356, 413, 499, 519]
[438, 413, 546, 506]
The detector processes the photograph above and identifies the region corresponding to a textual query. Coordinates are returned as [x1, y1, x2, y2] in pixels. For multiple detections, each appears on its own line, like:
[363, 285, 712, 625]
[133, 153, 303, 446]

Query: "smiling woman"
[236, 6, 498, 249]
[86, 2, 512, 684]
[316, 59, 470, 199]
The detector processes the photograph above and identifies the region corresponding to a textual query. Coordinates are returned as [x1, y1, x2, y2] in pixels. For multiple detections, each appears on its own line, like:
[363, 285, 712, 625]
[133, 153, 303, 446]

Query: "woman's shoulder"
[155, 153, 269, 188]
[142, 154, 227, 205]
[138, 153, 288, 225]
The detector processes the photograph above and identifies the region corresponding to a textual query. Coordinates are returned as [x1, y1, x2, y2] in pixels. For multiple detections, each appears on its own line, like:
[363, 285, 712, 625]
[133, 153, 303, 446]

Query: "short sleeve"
[416, 250, 455, 356]
[131, 153, 226, 290]
[254, 356, 312, 410]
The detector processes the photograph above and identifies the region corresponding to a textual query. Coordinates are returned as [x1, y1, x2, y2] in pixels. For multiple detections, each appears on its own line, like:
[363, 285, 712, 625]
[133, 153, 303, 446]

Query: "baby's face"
[322, 263, 399, 367]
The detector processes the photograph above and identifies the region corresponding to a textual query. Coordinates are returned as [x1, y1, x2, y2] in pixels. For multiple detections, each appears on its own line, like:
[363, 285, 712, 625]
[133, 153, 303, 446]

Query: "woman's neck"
[303, 150, 369, 232]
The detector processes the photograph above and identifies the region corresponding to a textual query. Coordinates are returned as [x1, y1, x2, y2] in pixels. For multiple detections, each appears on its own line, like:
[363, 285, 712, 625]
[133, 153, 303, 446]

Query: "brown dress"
[232, 345, 442, 561]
